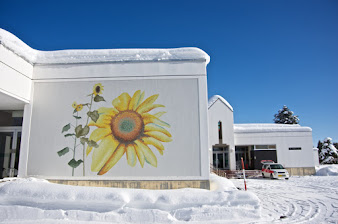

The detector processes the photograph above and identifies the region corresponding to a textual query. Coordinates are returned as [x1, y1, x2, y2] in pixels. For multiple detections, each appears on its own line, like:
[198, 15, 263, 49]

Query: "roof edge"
[234, 123, 312, 133]
[208, 95, 233, 111]
[0, 28, 210, 65]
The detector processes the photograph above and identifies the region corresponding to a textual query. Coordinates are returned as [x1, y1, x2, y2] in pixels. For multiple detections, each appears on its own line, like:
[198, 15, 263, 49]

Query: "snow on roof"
[234, 123, 312, 133]
[208, 95, 233, 111]
[0, 28, 210, 65]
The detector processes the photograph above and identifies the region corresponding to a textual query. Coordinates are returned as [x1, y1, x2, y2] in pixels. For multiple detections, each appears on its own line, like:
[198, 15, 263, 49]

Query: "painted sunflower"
[76, 104, 83, 112]
[93, 83, 104, 96]
[72, 102, 78, 108]
[87, 90, 172, 175]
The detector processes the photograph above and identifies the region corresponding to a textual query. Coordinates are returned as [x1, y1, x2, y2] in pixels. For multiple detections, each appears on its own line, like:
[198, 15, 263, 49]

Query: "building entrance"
[0, 127, 22, 178]
[212, 145, 229, 169]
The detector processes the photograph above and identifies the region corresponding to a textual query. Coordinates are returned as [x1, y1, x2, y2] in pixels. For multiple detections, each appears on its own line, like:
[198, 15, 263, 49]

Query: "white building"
[1, 28, 318, 189]
[208, 95, 317, 175]
[0, 29, 210, 189]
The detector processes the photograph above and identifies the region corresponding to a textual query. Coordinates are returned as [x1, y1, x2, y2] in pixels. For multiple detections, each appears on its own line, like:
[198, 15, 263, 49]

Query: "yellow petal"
[91, 135, 119, 172]
[143, 113, 170, 128]
[134, 140, 145, 167]
[88, 114, 112, 128]
[137, 104, 165, 114]
[98, 144, 126, 175]
[136, 94, 158, 113]
[136, 140, 157, 167]
[134, 91, 145, 110]
[112, 93, 131, 111]
[89, 128, 112, 141]
[86, 146, 93, 156]
[97, 107, 119, 115]
[126, 144, 137, 167]
[86, 128, 112, 156]
[142, 137, 164, 155]
[128, 90, 141, 110]
[144, 123, 171, 137]
[145, 131, 172, 142]
[153, 111, 166, 118]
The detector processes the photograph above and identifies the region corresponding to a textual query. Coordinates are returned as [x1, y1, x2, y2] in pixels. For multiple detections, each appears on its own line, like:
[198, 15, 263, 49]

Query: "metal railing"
[210, 164, 227, 178]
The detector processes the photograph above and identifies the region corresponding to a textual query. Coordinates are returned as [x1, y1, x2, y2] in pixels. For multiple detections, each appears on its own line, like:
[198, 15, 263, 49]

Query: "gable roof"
[208, 95, 233, 111]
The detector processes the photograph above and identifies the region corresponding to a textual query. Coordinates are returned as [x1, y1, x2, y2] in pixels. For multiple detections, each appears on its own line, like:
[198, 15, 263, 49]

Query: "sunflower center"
[111, 110, 144, 142]
[95, 86, 101, 93]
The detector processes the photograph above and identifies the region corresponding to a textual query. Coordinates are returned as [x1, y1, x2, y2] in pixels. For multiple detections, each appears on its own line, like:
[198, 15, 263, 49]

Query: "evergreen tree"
[319, 137, 338, 164]
[334, 142, 338, 149]
[317, 140, 323, 163]
[273, 105, 299, 124]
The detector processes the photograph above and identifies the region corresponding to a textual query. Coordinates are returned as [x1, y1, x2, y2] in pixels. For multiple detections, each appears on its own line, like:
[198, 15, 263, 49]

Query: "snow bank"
[234, 123, 312, 133]
[316, 165, 338, 176]
[0, 28, 210, 65]
[0, 175, 261, 223]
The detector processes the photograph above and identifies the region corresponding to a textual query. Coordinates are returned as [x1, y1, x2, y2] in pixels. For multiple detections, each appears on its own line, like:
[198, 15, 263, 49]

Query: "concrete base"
[48, 180, 210, 190]
[285, 167, 316, 176]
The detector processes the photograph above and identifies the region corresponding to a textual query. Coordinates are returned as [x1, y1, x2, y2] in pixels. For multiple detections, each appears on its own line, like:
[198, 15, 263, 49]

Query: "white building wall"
[20, 60, 210, 181]
[313, 148, 320, 166]
[0, 45, 32, 103]
[234, 131, 315, 168]
[208, 99, 236, 170]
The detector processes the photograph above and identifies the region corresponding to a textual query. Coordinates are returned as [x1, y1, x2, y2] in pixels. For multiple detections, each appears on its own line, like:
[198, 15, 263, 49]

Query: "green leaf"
[57, 147, 69, 156]
[87, 110, 100, 123]
[62, 123, 71, 133]
[94, 95, 105, 102]
[64, 133, 75, 137]
[80, 137, 89, 145]
[88, 140, 99, 148]
[73, 115, 82, 119]
[68, 159, 83, 168]
[75, 125, 90, 138]
[73, 108, 78, 114]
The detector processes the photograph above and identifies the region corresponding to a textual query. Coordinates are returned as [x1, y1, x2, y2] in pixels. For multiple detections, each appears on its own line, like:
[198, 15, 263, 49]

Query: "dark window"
[289, 147, 301, 150]
[218, 121, 222, 141]
[270, 164, 284, 169]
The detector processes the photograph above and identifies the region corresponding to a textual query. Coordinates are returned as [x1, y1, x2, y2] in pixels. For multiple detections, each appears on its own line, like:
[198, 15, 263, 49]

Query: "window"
[254, 145, 276, 150]
[270, 164, 284, 169]
[213, 146, 229, 169]
[213, 146, 229, 152]
[289, 147, 301, 150]
[218, 121, 222, 141]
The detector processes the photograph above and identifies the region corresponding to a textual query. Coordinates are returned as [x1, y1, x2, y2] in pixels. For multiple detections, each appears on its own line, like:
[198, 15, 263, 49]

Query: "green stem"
[83, 144, 85, 176]
[83, 94, 94, 176]
[72, 111, 78, 176]
[86, 94, 94, 125]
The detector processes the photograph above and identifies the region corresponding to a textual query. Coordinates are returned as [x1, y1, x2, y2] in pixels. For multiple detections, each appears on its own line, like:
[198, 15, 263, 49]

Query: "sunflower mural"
[86, 90, 172, 175]
[58, 83, 106, 176]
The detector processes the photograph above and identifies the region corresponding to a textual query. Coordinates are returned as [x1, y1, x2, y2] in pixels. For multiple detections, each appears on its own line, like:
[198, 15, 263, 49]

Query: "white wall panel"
[0, 45, 33, 78]
[0, 63, 31, 102]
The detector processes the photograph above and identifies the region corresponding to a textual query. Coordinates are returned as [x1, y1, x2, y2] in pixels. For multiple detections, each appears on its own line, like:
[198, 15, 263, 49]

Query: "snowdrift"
[316, 164, 338, 176]
[0, 174, 261, 223]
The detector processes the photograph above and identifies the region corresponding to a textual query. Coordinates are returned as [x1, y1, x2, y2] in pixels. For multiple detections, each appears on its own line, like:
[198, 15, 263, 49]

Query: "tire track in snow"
[231, 176, 338, 223]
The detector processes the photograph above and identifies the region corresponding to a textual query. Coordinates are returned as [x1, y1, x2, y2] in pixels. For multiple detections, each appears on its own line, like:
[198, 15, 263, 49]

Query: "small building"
[208, 95, 316, 175]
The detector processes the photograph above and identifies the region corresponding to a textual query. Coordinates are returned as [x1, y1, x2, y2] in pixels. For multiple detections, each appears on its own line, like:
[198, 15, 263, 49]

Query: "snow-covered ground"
[0, 174, 261, 223]
[232, 174, 338, 223]
[1, 166, 337, 223]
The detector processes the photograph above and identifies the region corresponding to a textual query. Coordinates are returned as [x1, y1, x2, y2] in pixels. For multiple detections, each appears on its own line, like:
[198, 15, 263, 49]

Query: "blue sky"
[1, 0, 337, 145]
